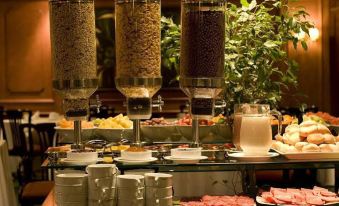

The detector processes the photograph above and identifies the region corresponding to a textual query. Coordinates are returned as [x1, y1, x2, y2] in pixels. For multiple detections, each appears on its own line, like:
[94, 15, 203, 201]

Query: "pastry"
[283, 132, 303, 146]
[300, 124, 318, 137]
[323, 134, 336, 144]
[302, 143, 320, 152]
[285, 124, 300, 133]
[319, 144, 333, 152]
[272, 141, 284, 150]
[300, 120, 317, 127]
[316, 124, 331, 135]
[295, 142, 308, 151]
[275, 134, 283, 142]
[307, 133, 325, 145]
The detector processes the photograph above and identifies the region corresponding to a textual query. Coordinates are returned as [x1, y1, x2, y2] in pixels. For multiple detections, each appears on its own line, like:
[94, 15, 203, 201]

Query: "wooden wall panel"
[286, 0, 331, 112]
[0, 1, 56, 111]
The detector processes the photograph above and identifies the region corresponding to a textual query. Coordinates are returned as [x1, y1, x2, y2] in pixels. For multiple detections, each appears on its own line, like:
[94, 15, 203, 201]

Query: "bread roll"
[307, 133, 325, 145]
[329, 144, 339, 152]
[302, 143, 320, 152]
[272, 141, 284, 150]
[275, 134, 283, 142]
[316, 124, 331, 135]
[283, 132, 302, 146]
[285, 124, 299, 134]
[300, 124, 318, 137]
[300, 120, 317, 127]
[279, 143, 291, 153]
[323, 134, 336, 144]
[287, 146, 298, 153]
[319, 144, 333, 152]
[295, 142, 308, 151]
[336, 136, 339, 143]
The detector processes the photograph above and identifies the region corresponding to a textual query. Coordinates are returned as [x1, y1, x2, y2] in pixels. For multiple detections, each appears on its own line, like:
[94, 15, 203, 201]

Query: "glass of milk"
[233, 104, 281, 155]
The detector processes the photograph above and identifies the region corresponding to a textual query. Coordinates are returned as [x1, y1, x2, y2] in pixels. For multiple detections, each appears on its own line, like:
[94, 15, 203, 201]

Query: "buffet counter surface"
[42, 155, 339, 196]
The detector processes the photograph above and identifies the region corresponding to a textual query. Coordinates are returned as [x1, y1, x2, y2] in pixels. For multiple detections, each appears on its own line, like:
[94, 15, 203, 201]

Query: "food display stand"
[41, 153, 339, 197]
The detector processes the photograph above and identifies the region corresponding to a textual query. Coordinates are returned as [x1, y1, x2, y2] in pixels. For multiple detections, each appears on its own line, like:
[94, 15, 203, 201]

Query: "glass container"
[49, 0, 98, 149]
[180, 0, 226, 119]
[50, 0, 98, 121]
[115, 0, 162, 120]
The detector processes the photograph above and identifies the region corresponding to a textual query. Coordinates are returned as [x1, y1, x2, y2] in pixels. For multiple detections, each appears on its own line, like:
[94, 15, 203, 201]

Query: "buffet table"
[41, 155, 339, 197]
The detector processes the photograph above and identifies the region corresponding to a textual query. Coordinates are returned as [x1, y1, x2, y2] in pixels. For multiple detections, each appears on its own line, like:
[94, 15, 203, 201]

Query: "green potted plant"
[223, 0, 314, 112]
[160, 0, 315, 111]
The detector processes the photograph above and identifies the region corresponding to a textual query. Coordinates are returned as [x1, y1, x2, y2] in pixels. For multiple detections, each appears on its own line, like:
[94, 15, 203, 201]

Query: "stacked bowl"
[145, 173, 173, 206]
[117, 175, 145, 206]
[54, 173, 88, 206]
[86, 164, 118, 206]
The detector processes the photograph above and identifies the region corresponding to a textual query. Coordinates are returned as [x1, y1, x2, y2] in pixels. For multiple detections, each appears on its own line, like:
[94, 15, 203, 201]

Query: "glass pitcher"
[233, 104, 282, 155]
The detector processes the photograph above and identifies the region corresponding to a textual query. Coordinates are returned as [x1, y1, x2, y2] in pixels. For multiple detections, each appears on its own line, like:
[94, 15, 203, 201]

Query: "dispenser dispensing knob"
[152, 95, 164, 112]
[96, 94, 102, 113]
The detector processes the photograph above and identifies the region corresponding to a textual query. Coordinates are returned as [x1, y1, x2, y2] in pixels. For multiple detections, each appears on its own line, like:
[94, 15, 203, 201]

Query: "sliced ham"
[275, 194, 293, 203]
[321, 190, 337, 197]
[306, 194, 325, 205]
[320, 196, 339, 202]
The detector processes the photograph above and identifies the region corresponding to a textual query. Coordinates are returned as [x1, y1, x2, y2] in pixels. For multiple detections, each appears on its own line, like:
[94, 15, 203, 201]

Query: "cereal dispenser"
[115, 0, 163, 146]
[180, 0, 226, 146]
[49, 0, 98, 150]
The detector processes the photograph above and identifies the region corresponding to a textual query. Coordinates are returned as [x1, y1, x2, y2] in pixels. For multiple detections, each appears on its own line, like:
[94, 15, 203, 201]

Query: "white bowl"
[144, 173, 173, 188]
[118, 187, 144, 199]
[88, 176, 116, 189]
[120, 150, 152, 161]
[118, 198, 144, 206]
[88, 187, 116, 201]
[67, 151, 98, 161]
[146, 196, 173, 206]
[55, 173, 88, 186]
[171, 148, 202, 159]
[88, 199, 116, 206]
[117, 175, 144, 188]
[86, 164, 118, 178]
[145, 186, 172, 198]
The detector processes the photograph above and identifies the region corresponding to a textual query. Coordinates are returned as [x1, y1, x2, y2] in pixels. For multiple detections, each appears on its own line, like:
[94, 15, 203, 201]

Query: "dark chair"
[0, 110, 33, 157]
[17, 124, 54, 206]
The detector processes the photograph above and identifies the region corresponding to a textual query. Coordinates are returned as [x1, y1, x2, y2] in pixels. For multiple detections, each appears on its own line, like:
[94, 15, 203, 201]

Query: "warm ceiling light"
[309, 27, 320, 41]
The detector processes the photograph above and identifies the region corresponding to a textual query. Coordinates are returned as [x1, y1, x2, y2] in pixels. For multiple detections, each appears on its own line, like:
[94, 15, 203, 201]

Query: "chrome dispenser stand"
[190, 99, 226, 148]
[180, 78, 225, 148]
[116, 77, 163, 146]
[53, 79, 99, 151]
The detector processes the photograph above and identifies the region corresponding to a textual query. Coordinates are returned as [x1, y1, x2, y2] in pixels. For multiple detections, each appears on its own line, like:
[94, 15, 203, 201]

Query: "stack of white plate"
[86, 164, 118, 206]
[145, 173, 173, 206]
[117, 175, 145, 206]
[54, 173, 88, 206]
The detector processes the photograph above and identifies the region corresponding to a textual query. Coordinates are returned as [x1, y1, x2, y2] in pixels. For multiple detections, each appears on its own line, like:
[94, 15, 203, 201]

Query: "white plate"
[273, 149, 339, 160]
[228, 152, 279, 161]
[164, 156, 208, 164]
[114, 157, 157, 164]
[256, 196, 339, 205]
[60, 158, 102, 166]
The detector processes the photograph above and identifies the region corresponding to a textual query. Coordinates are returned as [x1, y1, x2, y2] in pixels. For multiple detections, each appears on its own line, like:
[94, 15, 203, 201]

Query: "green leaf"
[241, 0, 250, 8]
[264, 40, 277, 48]
[301, 41, 308, 50]
[248, 0, 257, 10]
